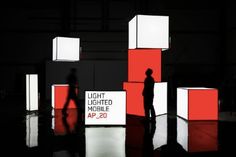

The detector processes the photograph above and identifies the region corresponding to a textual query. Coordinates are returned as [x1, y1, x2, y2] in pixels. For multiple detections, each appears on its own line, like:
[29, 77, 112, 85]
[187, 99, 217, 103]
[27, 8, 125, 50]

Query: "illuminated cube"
[123, 82, 167, 117]
[51, 84, 78, 109]
[129, 15, 169, 49]
[85, 91, 126, 125]
[128, 49, 161, 82]
[53, 37, 80, 61]
[177, 117, 218, 152]
[154, 82, 168, 116]
[86, 128, 125, 157]
[26, 114, 38, 147]
[177, 87, 218, 120]
[26, 74, 38, 111]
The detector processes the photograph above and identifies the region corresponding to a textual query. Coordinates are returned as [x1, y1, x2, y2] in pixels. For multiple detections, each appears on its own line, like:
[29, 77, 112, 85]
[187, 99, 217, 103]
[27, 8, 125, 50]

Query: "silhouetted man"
[62, 68, 80, 117]
[142, 68, 156, 121]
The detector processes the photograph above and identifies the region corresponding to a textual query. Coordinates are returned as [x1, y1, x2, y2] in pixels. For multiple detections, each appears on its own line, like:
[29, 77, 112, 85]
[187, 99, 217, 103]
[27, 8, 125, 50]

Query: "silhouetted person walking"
[142, 68, 156, 121]
[62, 68, 80, 117]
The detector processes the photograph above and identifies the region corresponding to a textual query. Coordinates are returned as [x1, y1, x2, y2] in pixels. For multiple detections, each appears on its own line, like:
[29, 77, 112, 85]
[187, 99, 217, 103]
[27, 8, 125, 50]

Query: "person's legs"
[144, 105, 150, 120]
[72, 97, 84, 124]
[62, 97, 70, 116]
[150, 104, 156, 121]
[144, 97, 150, 120]
[148, 96, 156, 121]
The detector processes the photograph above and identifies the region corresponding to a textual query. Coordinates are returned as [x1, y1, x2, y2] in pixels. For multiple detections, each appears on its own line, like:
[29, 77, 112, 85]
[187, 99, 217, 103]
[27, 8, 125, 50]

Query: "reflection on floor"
[177, 117, 218, 152]
[52, 109, 78, 136]
[1, 106, 236, 157]
[26, 113, 38, 147]
[86, 127, 125, 157]
[153, 115, 168, 149]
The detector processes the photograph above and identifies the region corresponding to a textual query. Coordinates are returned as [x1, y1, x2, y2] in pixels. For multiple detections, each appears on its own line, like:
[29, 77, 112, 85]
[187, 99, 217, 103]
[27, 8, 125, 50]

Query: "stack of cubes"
[51, 37, 80, 109]
[123, 15, 169, 117]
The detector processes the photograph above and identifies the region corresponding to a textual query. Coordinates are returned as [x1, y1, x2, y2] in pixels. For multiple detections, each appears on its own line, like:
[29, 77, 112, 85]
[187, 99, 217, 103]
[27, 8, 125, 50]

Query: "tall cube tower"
[50, 36, 80, 111]
[124, 15, 169, 117]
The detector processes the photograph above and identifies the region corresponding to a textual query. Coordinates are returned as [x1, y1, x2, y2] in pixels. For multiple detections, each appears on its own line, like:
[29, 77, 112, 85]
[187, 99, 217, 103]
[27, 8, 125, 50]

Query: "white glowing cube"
[85, 91, 126, 125]
[53, 37, 80, 61]
[26, 114, 38, 147]
[129, 15, 169, 50]
[86, 127, 125, 157]
[153, 82, 168, 116]
[26, 74, 38, 111]
[177, 87, 218, 120]
[123, 82, 167, 117]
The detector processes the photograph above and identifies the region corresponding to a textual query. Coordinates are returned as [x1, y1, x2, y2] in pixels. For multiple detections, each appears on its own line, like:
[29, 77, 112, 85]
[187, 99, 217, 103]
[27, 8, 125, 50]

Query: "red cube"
[128, 49, 161, 82]
[177, 88, 218, 120]
[52, 84, 78, 109]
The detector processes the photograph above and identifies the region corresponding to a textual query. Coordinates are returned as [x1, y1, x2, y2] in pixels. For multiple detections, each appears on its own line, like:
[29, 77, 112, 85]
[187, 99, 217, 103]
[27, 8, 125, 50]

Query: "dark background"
[0, 0, 235, 112]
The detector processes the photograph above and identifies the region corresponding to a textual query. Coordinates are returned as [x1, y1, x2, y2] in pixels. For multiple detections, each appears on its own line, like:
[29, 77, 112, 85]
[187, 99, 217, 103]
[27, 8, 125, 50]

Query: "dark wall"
[1, 0, 235, 110]
[45, 60, 127, 100]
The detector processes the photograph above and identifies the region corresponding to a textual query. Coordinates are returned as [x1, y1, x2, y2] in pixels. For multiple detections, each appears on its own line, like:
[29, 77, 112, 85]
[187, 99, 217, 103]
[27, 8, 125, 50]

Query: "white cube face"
[51, 85, 55, 109]
[153, 82, 168, 116]
[85, 91, 126, 125]
[26, 114, 38, 147]
[177, 88, 188, 120]
[26, 74, 38, 111]
[86, 127, 125, 157]
[53, 37, 80, 61]
[128, 16, 137, 49]
[129, 15, 169, 49]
